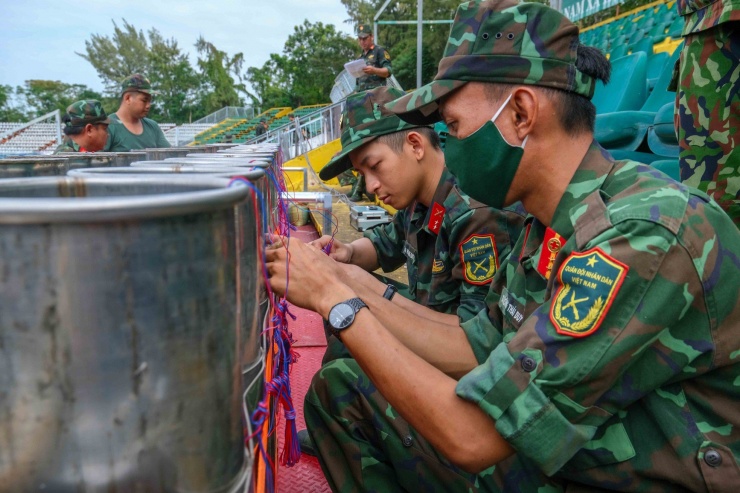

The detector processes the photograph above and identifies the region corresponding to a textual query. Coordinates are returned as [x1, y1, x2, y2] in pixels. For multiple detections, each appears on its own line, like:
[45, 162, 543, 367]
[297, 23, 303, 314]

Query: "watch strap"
[382, 284, 397, 301]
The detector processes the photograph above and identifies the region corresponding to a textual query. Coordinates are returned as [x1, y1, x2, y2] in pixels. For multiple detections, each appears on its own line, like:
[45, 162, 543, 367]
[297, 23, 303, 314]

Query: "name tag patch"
[550, 247, 628, 338]
[402, 241, 417, 262]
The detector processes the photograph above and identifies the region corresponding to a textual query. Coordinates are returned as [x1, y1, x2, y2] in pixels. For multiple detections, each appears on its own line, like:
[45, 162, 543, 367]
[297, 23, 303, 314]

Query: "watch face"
[329, 303, 355, 330]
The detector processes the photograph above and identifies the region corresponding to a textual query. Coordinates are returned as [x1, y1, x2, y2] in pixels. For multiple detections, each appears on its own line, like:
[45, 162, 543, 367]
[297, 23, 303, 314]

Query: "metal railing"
[243, 101, 345, 161]
[0, 110, 62, 156]
[194, 106, 255, 125]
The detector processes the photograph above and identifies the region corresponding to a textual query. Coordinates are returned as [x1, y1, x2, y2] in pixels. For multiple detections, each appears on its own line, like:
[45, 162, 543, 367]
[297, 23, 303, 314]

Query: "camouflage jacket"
[455, 142, 740, 490]
[53, 136, 82, 154]
[677, 0, 740, 35]
[356, 44, 392, 92]
[365, 168, 525, 321]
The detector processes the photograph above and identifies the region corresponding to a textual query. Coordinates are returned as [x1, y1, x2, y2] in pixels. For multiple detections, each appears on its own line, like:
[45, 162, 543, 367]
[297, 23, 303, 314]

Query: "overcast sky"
[0, 0, 355, 94]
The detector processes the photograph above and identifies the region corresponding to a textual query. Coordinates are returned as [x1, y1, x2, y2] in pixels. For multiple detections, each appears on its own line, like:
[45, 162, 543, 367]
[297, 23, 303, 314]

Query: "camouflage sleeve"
[377, 47, 392, 75]
[363, 210, 407, 273]
[447, 206, 523, 323]
[456, 214, 726, 475]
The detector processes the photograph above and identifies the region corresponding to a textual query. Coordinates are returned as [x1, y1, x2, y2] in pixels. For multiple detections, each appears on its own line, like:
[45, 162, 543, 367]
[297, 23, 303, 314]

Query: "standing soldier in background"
[105, 74, 170, 152]
[673, 0, 739, 226]
[341, 23, 395, 200]
[54, 100, 110, 153]
[356, 23, 393, 92]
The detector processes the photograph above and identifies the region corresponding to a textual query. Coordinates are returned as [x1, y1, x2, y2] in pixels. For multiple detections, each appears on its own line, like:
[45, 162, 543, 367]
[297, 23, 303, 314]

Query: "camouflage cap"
[386, 0, 596, 125]
[120, 73, 159, 96]
[64, 100, 110, 126]
[356, 23, 372, 38]
[319, 87, 427, 181]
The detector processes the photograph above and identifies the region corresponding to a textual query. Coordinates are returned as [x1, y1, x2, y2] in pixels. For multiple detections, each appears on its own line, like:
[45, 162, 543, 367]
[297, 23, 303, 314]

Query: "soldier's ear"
[406, 131, 424, 160]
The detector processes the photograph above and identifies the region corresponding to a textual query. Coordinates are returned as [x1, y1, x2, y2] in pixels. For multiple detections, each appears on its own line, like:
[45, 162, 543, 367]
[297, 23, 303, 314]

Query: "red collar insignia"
[427, 202, 445, 235]
[536, 227, 564, 280]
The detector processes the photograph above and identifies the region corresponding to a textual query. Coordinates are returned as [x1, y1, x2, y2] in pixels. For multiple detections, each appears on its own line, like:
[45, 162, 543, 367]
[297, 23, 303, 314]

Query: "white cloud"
[0, 0, 355, 93]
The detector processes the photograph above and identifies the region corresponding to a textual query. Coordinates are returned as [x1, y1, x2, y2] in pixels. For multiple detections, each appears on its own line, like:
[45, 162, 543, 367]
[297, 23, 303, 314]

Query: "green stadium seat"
[667, 16, 684, 38]
[647, 103, 680, 157]
[648, 21, 669, 43]
[638, 16, 656, 31]
[594, 48, 678, 151]
[623, 21, 639, 37]
[592, 52, 648, 114]
[632, 37, 654, 55]
[647, 51, 669, 90]
[610, 45, 629, 60]
[628, 28, 647, 45]
[651, 159, 680, 180]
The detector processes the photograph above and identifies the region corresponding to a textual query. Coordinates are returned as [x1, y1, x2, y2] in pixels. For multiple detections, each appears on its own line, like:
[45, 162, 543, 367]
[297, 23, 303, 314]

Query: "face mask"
[444, 94, 527, 209]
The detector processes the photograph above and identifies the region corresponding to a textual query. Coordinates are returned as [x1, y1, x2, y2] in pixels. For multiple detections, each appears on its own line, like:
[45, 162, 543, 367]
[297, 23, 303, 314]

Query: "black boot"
[298, 429, 317, 456]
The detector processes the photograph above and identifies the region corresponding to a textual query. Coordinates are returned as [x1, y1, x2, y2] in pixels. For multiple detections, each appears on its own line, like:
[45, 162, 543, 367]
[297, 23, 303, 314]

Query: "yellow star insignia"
[472, 238, 478, 245]
[587, 256, 598, 268]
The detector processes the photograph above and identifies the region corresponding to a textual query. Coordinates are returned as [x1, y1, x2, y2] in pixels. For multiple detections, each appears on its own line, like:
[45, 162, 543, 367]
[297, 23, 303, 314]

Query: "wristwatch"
[327, 298, 368, 338]
[383, 284, 397, 301]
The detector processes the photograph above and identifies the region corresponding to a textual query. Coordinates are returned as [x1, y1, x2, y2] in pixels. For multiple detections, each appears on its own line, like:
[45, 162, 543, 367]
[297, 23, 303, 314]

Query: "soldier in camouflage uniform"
[355, 23, 393, 92]
[315, 86, 525, 360]
[54, 100, 110, 154]
[340, 23, 395, 201]
[267, 0, 740, 491]
[674, 0, 740, 226]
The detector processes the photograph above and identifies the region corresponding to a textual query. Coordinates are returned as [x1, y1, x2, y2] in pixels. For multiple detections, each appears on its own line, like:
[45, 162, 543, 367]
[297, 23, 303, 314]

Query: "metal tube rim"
[0, 176, 249, 224]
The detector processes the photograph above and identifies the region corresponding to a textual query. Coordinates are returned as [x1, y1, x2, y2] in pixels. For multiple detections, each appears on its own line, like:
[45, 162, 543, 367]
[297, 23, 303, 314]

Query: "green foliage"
[245, 21, 357, 109]
[0, 84, 28, 122]
[340, 0, 460, 88]
[78, 19, 208, 123]
[195, 36, 246, 114]
[19, 80, 103, 118]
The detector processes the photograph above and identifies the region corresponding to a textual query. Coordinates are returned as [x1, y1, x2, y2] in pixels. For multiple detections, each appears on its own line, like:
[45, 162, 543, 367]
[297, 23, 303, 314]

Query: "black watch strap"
[382, 284, 397, 301]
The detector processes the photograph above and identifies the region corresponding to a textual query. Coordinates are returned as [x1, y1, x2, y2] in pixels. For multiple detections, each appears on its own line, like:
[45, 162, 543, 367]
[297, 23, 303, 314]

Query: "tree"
[148, 29, 201, 122]
[18, 80, 103, 118]
[339, 0, 460, 87]
[77, 20, 150, 95]
[195, 36, 246, 114]
[245, 21, 356, 109]
[0, 85, 28, 122]
[78, 19, 203, 122]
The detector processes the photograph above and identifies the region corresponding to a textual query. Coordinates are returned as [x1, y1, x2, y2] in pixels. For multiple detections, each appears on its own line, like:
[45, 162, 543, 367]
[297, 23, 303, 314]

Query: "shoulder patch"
[459, 234, 498, 285]
[550, 247, 628, 338]
[384, 51, 391, 60]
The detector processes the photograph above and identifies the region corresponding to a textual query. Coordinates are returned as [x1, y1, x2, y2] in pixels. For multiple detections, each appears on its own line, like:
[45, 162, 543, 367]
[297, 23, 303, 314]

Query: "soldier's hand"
[265, 235, 346, 314]
[309, 235, 354, 263]
[362, 66, 376, 75]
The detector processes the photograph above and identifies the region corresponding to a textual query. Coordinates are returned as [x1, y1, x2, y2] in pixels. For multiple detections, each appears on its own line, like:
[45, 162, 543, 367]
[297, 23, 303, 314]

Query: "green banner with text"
[561, 0, 623, 21]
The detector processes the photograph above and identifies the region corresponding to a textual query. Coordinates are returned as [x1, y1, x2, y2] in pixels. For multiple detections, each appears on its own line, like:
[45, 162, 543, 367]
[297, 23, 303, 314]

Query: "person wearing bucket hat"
[54, 100, 111, 153]
[268, 1, 740, 491]
[105, 73, 170, 151]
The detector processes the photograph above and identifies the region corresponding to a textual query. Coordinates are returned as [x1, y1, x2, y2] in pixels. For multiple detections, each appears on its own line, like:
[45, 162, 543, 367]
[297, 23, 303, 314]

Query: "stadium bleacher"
[581, 0, 683, 177]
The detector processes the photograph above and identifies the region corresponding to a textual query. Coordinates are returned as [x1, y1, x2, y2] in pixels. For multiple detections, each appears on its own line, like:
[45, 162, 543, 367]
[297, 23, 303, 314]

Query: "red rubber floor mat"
[277, 304, 331, 493]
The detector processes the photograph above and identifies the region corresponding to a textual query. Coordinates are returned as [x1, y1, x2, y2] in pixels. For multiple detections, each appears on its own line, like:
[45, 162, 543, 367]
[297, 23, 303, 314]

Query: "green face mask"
[444, 94, 527, 209]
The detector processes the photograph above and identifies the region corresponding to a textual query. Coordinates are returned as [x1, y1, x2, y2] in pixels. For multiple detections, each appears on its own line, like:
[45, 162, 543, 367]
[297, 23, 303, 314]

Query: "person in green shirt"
[105, 74, 170, 151]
